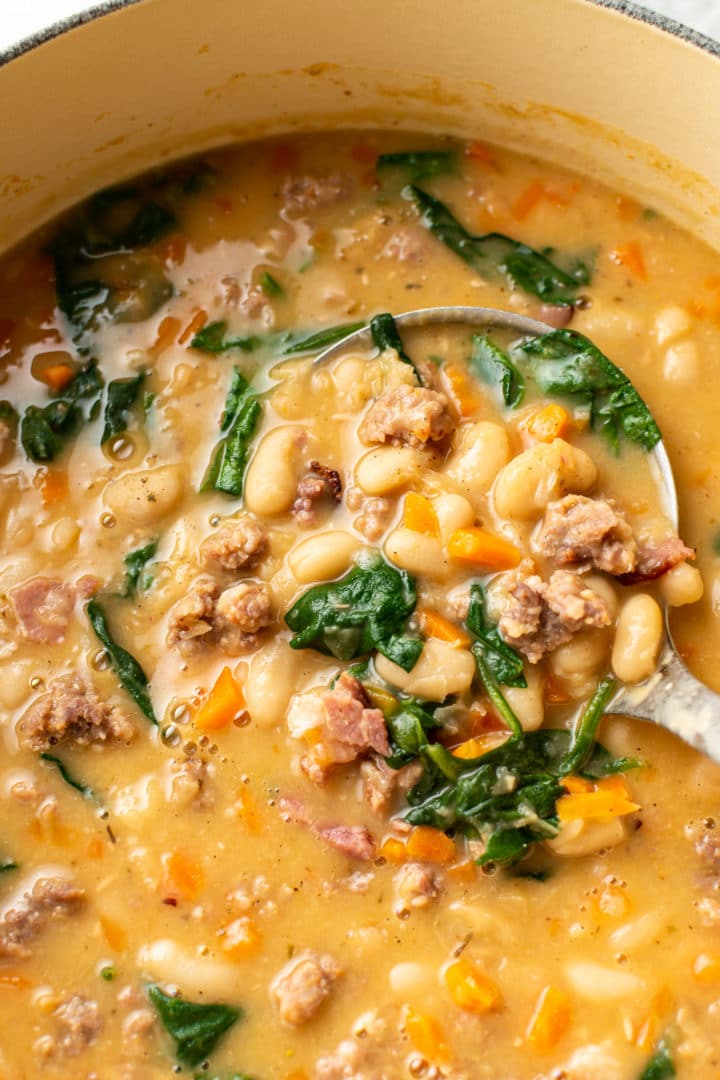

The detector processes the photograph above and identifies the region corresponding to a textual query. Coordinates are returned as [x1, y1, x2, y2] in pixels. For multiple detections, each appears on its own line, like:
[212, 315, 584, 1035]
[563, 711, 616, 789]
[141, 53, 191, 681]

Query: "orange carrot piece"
[403, 492, 440, 537]
[178, 309, 208, 345]
[404, 1007, 452, 1064]
[610, 242, 648, 282]
[561, 775, 594, 795]
[100, 915, 128, 953]
[40, 362, 76, 392]
[444, 959, 503, 1015]
[406, 826, 455, 865]
[152, 315, 181, 355]
[519, 403, 570, 445]
[167, 851, 205, 901]
[33, 467, 69, 507]
[443, 361, 484, 417]
[512, 179, 546, 221]
[447, 859, 477, 883]
[451, 733, 509, 760]
[236, 787, 263, 834]
[418, 609, 471, 649]
[379, 836, 407, 864]
[465, 141, 498, 169]
[194, 667, 246, 733]
[556, 788, 640, 823]
[447, 528, 521, 570]
[220, 915, 261, 960]
[544, 675, 570, 704]
[526, 986, 572, 1052]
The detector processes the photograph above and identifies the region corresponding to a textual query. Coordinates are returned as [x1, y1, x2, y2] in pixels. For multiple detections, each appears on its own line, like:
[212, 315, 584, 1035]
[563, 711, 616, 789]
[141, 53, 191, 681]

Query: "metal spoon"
[313, 305, 720, 762]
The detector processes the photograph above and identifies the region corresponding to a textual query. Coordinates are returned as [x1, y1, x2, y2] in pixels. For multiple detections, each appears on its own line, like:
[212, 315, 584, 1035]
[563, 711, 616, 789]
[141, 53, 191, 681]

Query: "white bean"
[654, 304, 691, 345]
[355, 447, 426, 496]
[375, 639, 475, 700]
[564, 959, 642, 1000]
[609, 912, 666, 952]
[104, 464, 185, 525]
[137, 939, 238, 997]
[503, 666, 544, 731]
[288, 531, 360, 584]
[493, 439, 597, 520]
[244, 638, 303, 726]
[546, 817, 626, 858]
[659, 562, 703, 607]
[549, 629, 609, 699]
[663, 340, 699, 384]
[388, 962, 434, 998]
[433, 493, 475, 543]
[384, 527, 448, 580]
[611, 594, 663, 683]
[583, 573, 619, 619]
[444, 422, 511, 507]
[244, 425, 308, 516]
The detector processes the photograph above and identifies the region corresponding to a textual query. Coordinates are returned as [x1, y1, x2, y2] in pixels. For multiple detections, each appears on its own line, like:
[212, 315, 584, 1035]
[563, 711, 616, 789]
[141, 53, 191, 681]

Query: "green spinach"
[148, 985, 241, 1068]
[637, 1040, 676, 1080]
[517, 329, 661, 452]
[122, 539, 158, 597]
[87, 599, 156, 724]
[0, 858, 18, 873]
[370, 312, 423, 384]
[376, 149, 458, 182]
[20, 362, 104, 463]
[405, 184, 588, 306]
[190, 321, 264, 354]
[466, 583, 527, 689]
[40, 752, 97, 801]
[202, 368, 262, 497]
[101, 373, 145, 444]
[469, 333, 525, 407]
[285, 553, 423, 671]
[259, 271, 285, 298]
[280, 321, 366, 355]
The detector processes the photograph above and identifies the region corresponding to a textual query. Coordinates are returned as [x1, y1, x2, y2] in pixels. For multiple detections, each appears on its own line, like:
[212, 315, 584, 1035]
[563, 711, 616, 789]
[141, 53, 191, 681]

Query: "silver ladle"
[313, 305, 720, 762]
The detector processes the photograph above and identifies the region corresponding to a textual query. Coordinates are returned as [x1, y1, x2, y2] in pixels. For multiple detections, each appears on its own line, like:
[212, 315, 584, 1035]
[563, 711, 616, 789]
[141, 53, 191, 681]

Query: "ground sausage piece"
[0, 877, 85, 959]
[498, 564, 610, 663]
[359, 385, 454, 448]
[199, 517, 268, 574]
[168, 757, 213, 810]
[270, 951, 340, 1027]
[316, 824, 376, 861]
[291, 462, 342, 527]
[51, 995, 103, 1057]
[282, 173, 353, 209]
[360, 756, 423, 814]
[535, 494, 637, 575]
[10, 577, 76, 644]
[215, 580, 274, 651]
[619, 534, 696, 584]
[393, 862, 441, 914]
[345, 488, 393, 542]
[18, 673, 135, 752]
[287, 673, 390, 784]
[166, 580, 218, 651]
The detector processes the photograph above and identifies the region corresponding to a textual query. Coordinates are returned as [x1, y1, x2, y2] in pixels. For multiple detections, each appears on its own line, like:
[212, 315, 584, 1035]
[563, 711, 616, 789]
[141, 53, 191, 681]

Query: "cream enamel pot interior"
[1, 0, 720, 257]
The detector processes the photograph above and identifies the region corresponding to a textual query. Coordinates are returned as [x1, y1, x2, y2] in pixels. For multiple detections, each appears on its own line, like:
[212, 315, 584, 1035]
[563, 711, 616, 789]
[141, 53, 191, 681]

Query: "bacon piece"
[10, 577, 75, 644]
[618, 535, 695, 585]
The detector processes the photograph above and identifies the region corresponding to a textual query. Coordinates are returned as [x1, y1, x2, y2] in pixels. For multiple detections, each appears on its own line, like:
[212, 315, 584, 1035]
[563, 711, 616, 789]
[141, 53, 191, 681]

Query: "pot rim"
[0, 0, 718, 70]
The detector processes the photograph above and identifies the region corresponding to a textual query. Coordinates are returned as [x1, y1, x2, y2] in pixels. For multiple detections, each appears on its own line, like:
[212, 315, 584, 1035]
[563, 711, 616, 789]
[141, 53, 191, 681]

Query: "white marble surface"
[1, 0, 720, 51]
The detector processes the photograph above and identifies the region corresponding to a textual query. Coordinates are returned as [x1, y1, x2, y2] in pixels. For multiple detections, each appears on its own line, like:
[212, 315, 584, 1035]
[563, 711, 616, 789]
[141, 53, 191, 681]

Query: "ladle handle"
[611, 646, 720, 763]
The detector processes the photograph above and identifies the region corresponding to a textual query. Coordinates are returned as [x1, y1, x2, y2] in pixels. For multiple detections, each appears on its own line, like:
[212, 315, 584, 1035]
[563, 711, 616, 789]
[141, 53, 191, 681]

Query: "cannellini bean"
[384, 527, 448, 580]
[503, 666, 544, 731]
[433, 493, 475, 543]
[654, 305, 691, 345]
[444, 422, 511, 507]
[663, 340, 699, 384]
[611, 594, 663, 683]
[583, 574, 619, 619]
[564, 959, 643, 1000]
[609, 911, 665, 952]
[546, 816, 625, 858]
[659, 562, 704, 607]
[0, 660, 33, 710]
[288, 531, 360, 584]
[388, 962, 435, 997]
[50, 517, 80, 553]
[244, 425, 308, 516]
[355, 446, 426, 496]
[104, 464, 185, 525]
[375, 639, 475, 700]
[137, 939, 237, 997]
[244, 638, 304, 726]
[549, 629, 609, 699]
[493, 439, 597, 520]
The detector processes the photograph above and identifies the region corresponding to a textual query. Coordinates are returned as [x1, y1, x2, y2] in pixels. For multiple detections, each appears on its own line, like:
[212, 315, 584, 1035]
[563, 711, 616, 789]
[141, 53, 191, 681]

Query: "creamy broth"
[0, 133, 719, 1080]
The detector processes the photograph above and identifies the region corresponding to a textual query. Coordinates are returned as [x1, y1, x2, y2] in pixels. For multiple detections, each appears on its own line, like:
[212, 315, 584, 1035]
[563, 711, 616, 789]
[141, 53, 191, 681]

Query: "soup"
[0, 132, 719, 1080]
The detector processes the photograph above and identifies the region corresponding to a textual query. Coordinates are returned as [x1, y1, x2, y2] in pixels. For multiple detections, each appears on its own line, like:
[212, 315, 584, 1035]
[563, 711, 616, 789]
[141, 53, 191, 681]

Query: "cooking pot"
[1, 0, 719, 255]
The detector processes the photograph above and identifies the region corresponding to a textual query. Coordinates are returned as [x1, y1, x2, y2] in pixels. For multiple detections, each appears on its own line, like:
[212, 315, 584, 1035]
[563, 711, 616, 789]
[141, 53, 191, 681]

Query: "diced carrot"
[379, 836, 407, 864]
[178, 309, 208, 345]
[152, 315, 181, 355]
[194, 667, 246, 733]
[100, 915, 128, 952]
[451, 733, 509, 760]
[556, 787, 640, 823]
[33, 467, 69, 507]
[418, 609, 471, 649]
[39, 362, 76, 392]
[406, 826, 456, 865]
[469, 707, 507, 736]
[525, 985, 572, 1052]
[284, 1071, 310, 1080]
[465, 141, 498, 169]
[220, 915, 261, 960]
[443, 361, 484, 417]
[444, 958, 503, 1015]
[694, 953, 720, 982]
[447, 528, 521, 570]
[519, 403, 570, 445]
[594, 774, 632, 797]
[544, 675, 570, 704]
[512, 179, 546, 221]
[166, 851, 205, 901]
[561, 775, 594, 795]
[610, 242, 648, 282]
[236, 787, 263, 834]
[404, 1006, 452, 1064]
[0, 974, 32, 990]
[447, 859, 477, 883]
[403, 492, 440, 537]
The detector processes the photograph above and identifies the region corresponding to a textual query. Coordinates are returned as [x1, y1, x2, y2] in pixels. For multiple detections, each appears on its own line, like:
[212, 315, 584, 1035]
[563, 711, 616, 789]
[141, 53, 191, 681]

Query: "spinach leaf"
[285, 553, 423, 672]
[281, 321, 366, 356]
[148, 985, 241, 1068]
[370, 313, 423, 384]
[404, 185, 586, 306]
[20, 362, 104, 463]
[0, 858, 18, 873]
[259, 271, 285, 298]
[202, 368, 262, 497]
[87, 599, 156, 724]
[638, 1040, 676, 1080]
[466, 584, 526, 688]
[469, 333, 524, 407]
[40, 752, 97, 802]
[190, 321, 264, 354]
[376, 150, 457, 182]
[101, 372, 145, 444]
[518, 329, 661, 452]
[122, 539, 158, 597]
[380, 696, 441, 768]
[558, 677, 617, 776]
